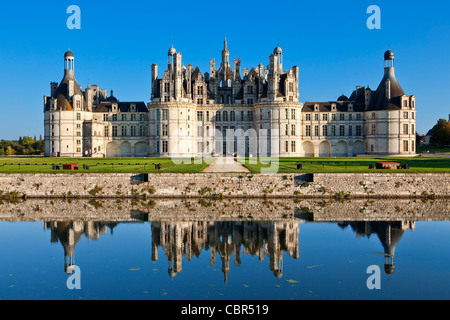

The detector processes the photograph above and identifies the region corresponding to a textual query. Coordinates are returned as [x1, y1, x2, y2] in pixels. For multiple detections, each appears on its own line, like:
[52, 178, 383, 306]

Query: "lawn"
[236, 157, 450, 173]
[0, 157, 212, 173]
[0, 156, 449, 174]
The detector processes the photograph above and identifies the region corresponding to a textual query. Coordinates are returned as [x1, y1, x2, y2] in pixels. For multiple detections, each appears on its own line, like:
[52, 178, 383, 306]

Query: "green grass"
[236, 157, 450, 173]
[0, 156, 449, 174]
[0, 157, 212, 173]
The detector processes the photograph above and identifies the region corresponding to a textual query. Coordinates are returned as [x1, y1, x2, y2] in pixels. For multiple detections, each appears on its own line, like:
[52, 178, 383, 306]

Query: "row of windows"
[196, 111, 254, 122]
[105, 126, 147, 137]
[305, 125, 363, 137]
[305, 113, 363, 121]
[104, 114, 146, 122]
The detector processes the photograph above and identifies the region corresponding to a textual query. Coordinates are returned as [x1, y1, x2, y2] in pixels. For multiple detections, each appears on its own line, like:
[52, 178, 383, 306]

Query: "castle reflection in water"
[44, 219, 415, 282]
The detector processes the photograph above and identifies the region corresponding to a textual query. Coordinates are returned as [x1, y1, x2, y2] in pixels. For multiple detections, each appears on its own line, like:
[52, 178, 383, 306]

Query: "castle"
[44, 40, 416, 158]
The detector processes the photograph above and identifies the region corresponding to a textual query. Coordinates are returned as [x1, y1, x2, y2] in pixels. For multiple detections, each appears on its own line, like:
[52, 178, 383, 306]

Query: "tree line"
[430, 119, 450, 147]
[0, 136, 45, 156]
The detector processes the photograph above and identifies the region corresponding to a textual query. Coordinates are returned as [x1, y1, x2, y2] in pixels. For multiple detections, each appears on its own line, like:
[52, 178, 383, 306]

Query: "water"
[0, 198, 449, 300]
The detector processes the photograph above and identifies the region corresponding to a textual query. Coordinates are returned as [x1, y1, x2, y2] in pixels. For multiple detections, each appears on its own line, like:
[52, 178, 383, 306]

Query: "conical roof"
[367, 68, 405, 111]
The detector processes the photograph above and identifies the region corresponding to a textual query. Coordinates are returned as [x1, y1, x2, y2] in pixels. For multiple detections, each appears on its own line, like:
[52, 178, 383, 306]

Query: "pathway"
[202, 156, 251, 173]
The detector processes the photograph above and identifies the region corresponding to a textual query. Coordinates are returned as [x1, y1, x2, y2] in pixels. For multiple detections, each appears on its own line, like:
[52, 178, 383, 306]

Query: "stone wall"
[0, 173, 448, 199]
[0, 198, 448, 222]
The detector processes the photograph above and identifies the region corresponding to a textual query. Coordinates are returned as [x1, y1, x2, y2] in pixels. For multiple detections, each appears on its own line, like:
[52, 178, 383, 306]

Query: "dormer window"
[348, 103, 353, 111]
[314, 104, 319, 112]
[331, 104, 336, 112]
[112, 104, 118, 112]
[131, 104, 136, 112]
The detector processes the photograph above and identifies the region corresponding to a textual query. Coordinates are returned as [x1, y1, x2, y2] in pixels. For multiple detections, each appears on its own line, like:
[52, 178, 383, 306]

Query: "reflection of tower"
[345, 221, 415, 275]
[45, 221, 83, 275]
[44, 221, 118, 275]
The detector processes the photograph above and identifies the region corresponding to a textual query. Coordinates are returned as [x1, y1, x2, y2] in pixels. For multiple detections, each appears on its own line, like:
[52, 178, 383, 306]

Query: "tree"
[430, 119, 450, 147]
[5, 146, 15, 156]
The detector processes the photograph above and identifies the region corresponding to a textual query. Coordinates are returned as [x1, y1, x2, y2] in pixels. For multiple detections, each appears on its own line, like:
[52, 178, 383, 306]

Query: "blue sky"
[0, 0, 449, 139]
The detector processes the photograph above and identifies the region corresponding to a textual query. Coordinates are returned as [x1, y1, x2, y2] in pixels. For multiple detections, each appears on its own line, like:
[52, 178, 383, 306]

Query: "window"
[305, 125, 311, 137]
[403, 124, 409, 135]
[121, 126, 127, 137]
[131, 114, 137, 121]
[197, 111, 203, 122]
[104, 126, 109, 137]
[412, 112, 415, 119]
[197, 126, 203, 137]
[285, 141, 289, 152]
[247, 99, 253, 105]
[314, 114, 319, 121]
[356, 125, 362, 136]
[349, 114, 353, 121]
[197, 99, 203, 105]
[340, 114, 345, 121]
[291, 109, 296, 120]
[331, 125, 336, 136]
[331, 114, 336, 121]
[131, 126, 136, 137]
[140, 114, 145, 121]
[322, 125, 328, 136]
[156, 110, 161, 120]
[291, 141, 296, 153]
[285, 109, 289, 120]
[412, 124, 415, 135]
[216, 112, 221, 122]
[162, 109, 169, 120]
[322, 114, 328, 121]
[76, 131, 81, 137]
[223, 111, 228, 122]
[289, 83, 294, 92]
[291, 124, 296, 136]
[348, 125, 353, 136]
[411, 141, 415, 152]
[162, 141, 168, 153]
[198, 86, 203, 95]
[156, 141, 160, 153]
[403, 140, 409, 152]
[206, 111, 210, 121]
[103, 114, 109, 121]
[305, 114, 311, 121]
[164, 82, 169, 93]
[112, 126, 118, 137]
[156, 124, 160, 136]
[404, 112, 409, 119]
[372, 113, 376, 120]
[248, 86, 254, 94]
[372, 124, 376, 135]
[139, 126, 145, 137]
[76, 113, 81, 121]
[339, 125, 345, 136]
[197, 142, 203, 153]
[285, 124, 289, 136]
[314, 125, 319, 136]
[76, 140, 81, 145]
[356, 114, 362, 121]
[247, 111, 254, 121]
[162, 124, 168, 136]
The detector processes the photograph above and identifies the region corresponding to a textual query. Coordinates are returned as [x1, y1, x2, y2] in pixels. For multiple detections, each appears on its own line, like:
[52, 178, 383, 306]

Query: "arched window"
[223, 111, 228, 122]
[216, 111, 221, 122]
[230, 111, 236, 122]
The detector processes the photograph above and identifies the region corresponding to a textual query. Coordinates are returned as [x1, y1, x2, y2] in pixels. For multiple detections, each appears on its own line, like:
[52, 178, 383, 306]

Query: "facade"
[44, 41, 416, 158]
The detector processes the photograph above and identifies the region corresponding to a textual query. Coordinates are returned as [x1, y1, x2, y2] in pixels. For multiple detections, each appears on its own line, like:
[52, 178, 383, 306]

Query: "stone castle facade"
[44, 40, 416, 158]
